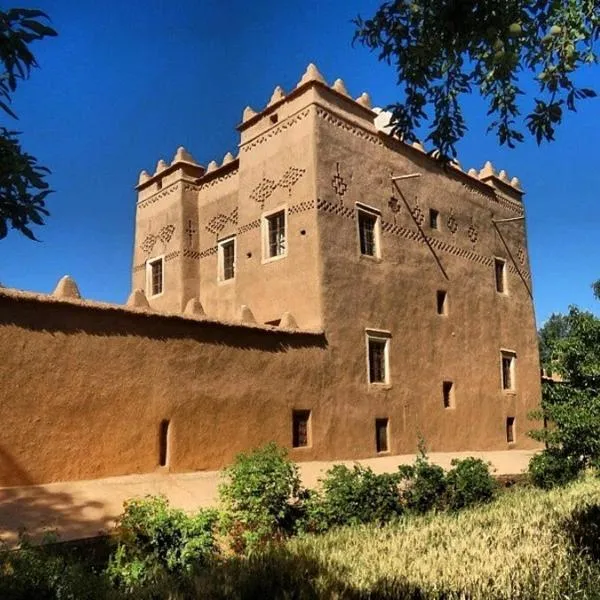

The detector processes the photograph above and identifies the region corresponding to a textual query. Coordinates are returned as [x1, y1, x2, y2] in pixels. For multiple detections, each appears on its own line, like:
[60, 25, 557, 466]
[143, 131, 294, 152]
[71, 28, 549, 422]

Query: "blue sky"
[3, 0, 599, 325]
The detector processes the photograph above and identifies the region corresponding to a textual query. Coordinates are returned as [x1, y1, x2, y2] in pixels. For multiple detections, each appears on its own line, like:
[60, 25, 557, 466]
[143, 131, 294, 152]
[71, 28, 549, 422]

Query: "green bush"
[0, 535, 107, 600]
[106, 495, 217, 596]
[398, 450, 447, 513]
[307, 464, 402, 530]
[446, 457, 496, 510]
[218, 442, 302, 554]
[528, 448, 581, 489]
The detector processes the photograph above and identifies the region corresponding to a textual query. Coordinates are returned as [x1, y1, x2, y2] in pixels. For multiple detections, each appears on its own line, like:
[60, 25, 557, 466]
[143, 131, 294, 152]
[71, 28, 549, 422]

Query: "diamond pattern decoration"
[249, 178, 277, 207]
[186, 220, 198, 247]
[206, 213, 230, 234]
[467, 221, 478, 244]
[517, 247, 526, 265]
[140, 233, 157, 254]
[412, 203, 425, 227]
[447, 210, 458, 234]
[331, 162, 348, 199]
[279, 167, 306, 195]
[158, 224, 175, 244]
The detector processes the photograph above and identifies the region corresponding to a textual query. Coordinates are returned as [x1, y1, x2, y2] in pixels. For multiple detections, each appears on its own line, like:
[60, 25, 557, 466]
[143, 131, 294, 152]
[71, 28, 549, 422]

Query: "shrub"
[310, 464, 402, 529]
[398, 451, 447, 513]
[218, 442, 302, 554]
[106, 495, 217, 596]
[528, 448, 581, 489]
[446, 457, 496, 510]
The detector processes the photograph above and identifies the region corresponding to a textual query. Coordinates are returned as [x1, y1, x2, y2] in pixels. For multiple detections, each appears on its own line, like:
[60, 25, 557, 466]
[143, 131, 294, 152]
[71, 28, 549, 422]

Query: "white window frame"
[146, 255, 165, 298]
[217, 235, 236, 283]
[500, 349, 517, 393]
[494, 257, 508, 295]
[365, 328, 391, 386]
[356, 202, 382, 259]
[261, 206, 287, 263]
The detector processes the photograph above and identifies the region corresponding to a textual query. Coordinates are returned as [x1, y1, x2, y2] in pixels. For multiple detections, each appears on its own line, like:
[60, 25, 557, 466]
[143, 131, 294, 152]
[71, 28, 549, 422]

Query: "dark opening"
[270, 113, 278, 124]
[502, 354, 514, 390]
[265, 319, 281, 327]
[436, 290, 447, 315]
[156, 178, 163, 191]
[358, 210, 377, 256]
[443, 381, 454, 408]
[368, 338, 387, 383]
[495, 259, 505, 293]
[292, 410, 311, 448]
[159, 420, 170, 467]
[506, 417, 515, 443]
[429, 209, 439, 229]
[375, 418, 389, 453]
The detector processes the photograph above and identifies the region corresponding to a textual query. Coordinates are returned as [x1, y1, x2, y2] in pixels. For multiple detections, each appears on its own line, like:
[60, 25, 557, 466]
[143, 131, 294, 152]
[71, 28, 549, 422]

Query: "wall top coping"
[0, 287, 323, 338]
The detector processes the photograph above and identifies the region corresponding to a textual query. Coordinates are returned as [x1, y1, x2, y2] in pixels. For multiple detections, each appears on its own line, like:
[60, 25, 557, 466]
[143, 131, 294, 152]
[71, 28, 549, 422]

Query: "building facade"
[0, 64, 541, 487]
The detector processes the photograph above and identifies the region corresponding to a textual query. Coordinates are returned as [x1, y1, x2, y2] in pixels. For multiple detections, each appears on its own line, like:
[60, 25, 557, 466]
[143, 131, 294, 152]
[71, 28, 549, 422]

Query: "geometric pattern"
[140, 233, 157, 254]
[467, 221, 478, 244]
[331, 162, 348, 199]
[249, 166, 307, 208]
[447, 210, 458, 234]
[205, 207, 239, 235]
[158, 224, 175, 244]
[411, 203, 424, 227]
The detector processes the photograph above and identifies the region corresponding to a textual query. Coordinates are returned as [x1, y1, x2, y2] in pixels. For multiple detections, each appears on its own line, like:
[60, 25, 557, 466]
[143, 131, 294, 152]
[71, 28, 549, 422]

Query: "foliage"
[218, 442, 302, 554]
[304, 464, 403, 531]
[445, 457, 496, 510]
[538, 313, 571, 370]
[528, 448, 581, 489]
[530, 307, 600, 480]
[0, 535, 107, 600]
[354, 1, 599, 158]
[398, 447, 447, 513]
[0, 8, 56, 240]
[593, 279, 600, 301]
[106, 495, 217, 596]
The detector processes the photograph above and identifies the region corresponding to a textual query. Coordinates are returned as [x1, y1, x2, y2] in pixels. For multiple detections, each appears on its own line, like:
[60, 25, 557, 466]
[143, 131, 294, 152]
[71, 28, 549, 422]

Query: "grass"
[198, 475, 600, 599]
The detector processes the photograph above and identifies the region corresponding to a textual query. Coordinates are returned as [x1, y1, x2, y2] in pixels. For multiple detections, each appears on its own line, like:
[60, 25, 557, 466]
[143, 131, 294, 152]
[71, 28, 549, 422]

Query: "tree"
[0, 8, 56, 240]
[354, 1, 599, 158]
[538, 313, 571, 369]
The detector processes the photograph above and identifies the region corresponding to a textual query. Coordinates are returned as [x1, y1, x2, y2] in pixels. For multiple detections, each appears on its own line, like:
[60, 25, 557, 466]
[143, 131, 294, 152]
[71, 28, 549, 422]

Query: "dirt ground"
[0, 450, 535, 545]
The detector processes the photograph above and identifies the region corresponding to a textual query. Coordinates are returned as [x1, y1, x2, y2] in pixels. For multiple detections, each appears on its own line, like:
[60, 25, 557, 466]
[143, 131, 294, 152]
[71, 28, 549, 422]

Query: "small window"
[147, 257, 164, 297]
[436, 290, 448, 315]
[429, 209, 439, 229]
[443, 381, 454, 408]
[375, 418, 389, 453]
[218, 236, 236, 281]
[501, 351, 516, 391]
[506, 416, 515, 443]
[292, 410, 311, 448]
[366, 331, 390, 384]
[264, 210, 286, 259]
[494, 258, 506, 293]
[357, 205, 381, 258]
[159, 419, 170, 467]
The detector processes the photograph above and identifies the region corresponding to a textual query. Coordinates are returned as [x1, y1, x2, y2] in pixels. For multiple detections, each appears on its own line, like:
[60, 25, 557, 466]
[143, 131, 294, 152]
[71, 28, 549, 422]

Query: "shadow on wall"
[0, 296, 328, 354]
[0, 446, 116, 546]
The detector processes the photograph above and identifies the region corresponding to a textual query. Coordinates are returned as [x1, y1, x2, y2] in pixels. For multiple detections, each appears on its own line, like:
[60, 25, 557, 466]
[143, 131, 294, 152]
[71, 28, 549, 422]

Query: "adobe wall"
[0, 291, 329, 486]
[313, 89, 541, 455]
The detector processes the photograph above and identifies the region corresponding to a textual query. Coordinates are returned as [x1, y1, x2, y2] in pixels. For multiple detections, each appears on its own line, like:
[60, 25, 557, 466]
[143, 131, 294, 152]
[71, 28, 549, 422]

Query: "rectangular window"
[218, 236, 236, 281]
[264, 210, 286, 259]
[436, 290, 448, 315]
[375, 418, 389, 453]
[443, 381, 454, 408]
[357, 205, 381, 258]
[506, 416, 515, 443]
[366, 331, 390, 384]
[429, 209, 439, 229]
[292, 410, 311, 448]
[147, 257, 164, 297]
[495, 258, 506, 293]
[501, 351, 516, 391]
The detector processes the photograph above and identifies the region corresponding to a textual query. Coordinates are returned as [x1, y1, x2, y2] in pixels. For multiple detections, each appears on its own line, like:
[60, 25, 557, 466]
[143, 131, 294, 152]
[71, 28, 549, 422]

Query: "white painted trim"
[356, 203, 382, 259]
[494, 256, 508, 295]
[217, 234, 236, 283]
[261, 206, 288, 264]
[146, 255, 165, 298]
[365, 329, 391, 386]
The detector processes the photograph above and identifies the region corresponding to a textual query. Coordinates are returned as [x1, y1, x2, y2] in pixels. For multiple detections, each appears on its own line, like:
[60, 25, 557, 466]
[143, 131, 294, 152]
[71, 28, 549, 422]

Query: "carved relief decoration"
[158, 224, 175, 244]
[140, 233, 157, 254]
[185, 220, 198, 248]
[517, 246, 526, 265]
[447, 210, 458, 234]
[205, 207, 239, 235]
[331, 162, 348, 200]
[411, 203, 425, 227]
[249, 166, 307, 208]
[467, 220, 478, 244]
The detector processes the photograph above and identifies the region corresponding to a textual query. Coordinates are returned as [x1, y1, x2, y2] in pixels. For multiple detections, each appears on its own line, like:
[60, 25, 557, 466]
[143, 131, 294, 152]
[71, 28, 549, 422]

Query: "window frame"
[375, 417, 389, 453]
[292, 409, 311, 449]
[217, 234, 236, 283]
[494, 257, 507, 294]
[365, 328, 391, 386]
[356, 203, 382, 259]
[429, 208, 439, 230]
[500, 349, 517, 393]
[436, 290, 448, 316]
[506, 416, 516, 444]
[146, 255, 165, 298]
[262, 207, 288, 263]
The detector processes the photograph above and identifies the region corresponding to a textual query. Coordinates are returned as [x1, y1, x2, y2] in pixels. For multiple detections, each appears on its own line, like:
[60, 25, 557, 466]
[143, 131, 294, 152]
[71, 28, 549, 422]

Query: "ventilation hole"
[270, 113, 278, 124]
[159, 420, 170, 467]
[300, 229, 306, 235]
[246, 251, 252, 259]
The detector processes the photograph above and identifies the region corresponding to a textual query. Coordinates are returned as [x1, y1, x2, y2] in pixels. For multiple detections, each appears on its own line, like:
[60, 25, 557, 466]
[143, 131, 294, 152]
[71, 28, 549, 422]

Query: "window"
[436, 290, 448, 315]
[429, 209, 439, 229]
[159, 419, 170, 467]
[357, 204, 381, 258]
[501, 351, 516, 391]
[366, 330, 390, 384]
[147, 257, 164, 297]
[495, 258, 506, 293]
[375, 418, 389, 453]
[263, 210, 286, 260]
[218, 236, 236, 281]
[292, 410, 311, 448]
[506, 416, 515, 443]
[443, 381, 454, 408]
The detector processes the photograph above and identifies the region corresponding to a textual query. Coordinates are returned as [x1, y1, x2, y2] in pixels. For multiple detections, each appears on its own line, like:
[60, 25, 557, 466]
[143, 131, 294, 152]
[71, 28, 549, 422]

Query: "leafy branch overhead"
[354, 0, 599, 158]
[0, 8, 56, 240]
